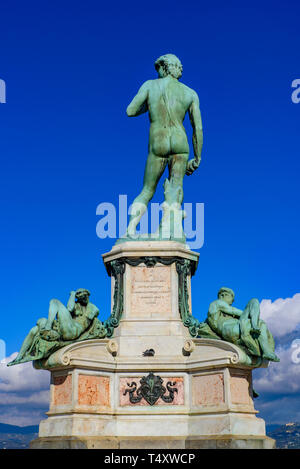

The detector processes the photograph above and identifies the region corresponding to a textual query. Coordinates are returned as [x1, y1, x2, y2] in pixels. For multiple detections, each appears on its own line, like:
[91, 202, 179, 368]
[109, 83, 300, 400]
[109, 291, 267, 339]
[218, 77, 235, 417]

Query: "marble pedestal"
[31, 242, 275, 449]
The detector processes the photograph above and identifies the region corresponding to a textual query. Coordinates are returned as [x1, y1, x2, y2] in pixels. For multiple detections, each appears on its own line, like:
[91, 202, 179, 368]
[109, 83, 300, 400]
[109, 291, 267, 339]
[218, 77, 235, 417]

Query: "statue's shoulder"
[140, 79, 154, 90]
[179, 81, 199, 98]
[208, 299, 219, 310]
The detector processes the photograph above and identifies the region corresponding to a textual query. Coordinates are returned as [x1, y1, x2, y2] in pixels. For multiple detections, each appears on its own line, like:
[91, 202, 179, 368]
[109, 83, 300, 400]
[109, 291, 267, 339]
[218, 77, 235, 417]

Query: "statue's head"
[75, 288, 90, 305]
[218, 287, 235, 305]
[155, 54, 183, 79]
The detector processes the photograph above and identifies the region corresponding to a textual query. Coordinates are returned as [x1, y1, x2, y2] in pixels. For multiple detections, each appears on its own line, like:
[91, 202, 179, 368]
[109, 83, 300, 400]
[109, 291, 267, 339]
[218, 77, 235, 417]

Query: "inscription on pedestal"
[131, 265, 171, 317]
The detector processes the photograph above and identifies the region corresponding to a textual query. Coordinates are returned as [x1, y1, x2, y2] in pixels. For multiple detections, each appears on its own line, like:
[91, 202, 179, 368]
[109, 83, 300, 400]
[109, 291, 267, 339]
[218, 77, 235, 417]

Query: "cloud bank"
[253, 293, 300, 423]
[0, 353, 49, 426]
[260, 293, 300, 338]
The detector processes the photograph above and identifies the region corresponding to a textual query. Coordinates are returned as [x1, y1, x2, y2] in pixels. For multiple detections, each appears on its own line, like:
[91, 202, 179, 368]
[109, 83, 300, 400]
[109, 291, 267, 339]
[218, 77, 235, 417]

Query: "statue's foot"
[263, 352, 280, 362]
[115, 232, 138, 245]
[7, 357, 21, 366]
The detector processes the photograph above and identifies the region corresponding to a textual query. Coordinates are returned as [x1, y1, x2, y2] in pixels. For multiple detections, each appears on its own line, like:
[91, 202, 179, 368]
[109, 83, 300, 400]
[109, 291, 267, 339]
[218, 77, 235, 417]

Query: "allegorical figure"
[8, 289, 101, 366]
[204, 287, 279, 362]
[125, 53, 203, 238]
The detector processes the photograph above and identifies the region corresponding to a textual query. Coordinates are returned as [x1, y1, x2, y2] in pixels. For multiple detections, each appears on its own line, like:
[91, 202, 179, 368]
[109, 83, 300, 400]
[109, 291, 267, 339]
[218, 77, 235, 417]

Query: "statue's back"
[147, 77, 194, 126]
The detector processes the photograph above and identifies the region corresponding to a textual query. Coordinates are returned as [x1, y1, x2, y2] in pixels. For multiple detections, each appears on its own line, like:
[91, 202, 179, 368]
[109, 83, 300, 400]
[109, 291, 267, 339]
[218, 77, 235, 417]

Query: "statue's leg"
[257, 321, 280, 361]
[243, 298, 260, 331]
[44, 299, 64, 330]
[15, 325, 39, 361]
[168, 153, 189, 204]
[45, 299, 79, 340]
[127, 152, 168, 236]
[239, 315, 261, 357]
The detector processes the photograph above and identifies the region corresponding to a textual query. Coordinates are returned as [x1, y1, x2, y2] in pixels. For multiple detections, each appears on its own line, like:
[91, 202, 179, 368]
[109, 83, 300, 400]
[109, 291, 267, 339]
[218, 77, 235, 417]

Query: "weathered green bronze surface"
[176, 259, 201, 337]
[197, 287, 280, 362]
[119, 53, 203, 242]
[103, 260, 125, 337]
[123, 372, 178, 406]
[8, 289, 107, 366]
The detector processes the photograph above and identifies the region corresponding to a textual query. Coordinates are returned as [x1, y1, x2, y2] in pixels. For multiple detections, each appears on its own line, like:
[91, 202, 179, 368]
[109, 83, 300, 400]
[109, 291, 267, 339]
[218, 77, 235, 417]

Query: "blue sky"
[0, 0, 300, 426]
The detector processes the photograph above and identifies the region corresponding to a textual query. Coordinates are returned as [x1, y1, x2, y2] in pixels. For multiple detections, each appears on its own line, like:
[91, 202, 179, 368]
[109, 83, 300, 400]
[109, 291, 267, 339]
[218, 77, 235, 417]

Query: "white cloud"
[254, 343, 300, 395]
[0, 390, 49, 406]
[0, 353, 49, 392]
[0, 353, 50, 426]
[260, 293, 300, 338]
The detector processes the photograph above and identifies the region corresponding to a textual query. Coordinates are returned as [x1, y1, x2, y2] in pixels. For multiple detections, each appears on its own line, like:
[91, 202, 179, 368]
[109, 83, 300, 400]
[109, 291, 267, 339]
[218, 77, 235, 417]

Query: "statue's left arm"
[126, 81, 150, 117]
[186, 91, 203, 176]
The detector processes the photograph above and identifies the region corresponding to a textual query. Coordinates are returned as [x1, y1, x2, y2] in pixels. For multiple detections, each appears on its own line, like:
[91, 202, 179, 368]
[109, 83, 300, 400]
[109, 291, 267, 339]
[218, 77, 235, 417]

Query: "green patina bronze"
[7, 264, 279, 367]
[172, 262, 279, 364]
[103, 260, 125, 337]
[123, 372, 178, 406]
[7, 289, 107, 366]
[196, 287, 280, 363]
[118, 53, 203, 242]
[176, 259, 200, 337]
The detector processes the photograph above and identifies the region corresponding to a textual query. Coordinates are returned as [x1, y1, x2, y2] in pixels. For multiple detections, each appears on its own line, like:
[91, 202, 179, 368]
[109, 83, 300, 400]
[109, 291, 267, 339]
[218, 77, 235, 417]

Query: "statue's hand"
[186, 158, 200, 176]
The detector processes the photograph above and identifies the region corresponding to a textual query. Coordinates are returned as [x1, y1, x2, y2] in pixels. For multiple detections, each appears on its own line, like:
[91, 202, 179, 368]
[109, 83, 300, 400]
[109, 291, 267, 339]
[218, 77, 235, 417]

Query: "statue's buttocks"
[147, 78, 193, 157]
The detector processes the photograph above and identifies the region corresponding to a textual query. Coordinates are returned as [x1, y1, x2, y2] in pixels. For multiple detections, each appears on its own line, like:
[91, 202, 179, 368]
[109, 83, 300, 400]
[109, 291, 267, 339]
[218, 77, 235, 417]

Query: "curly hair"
[75, 288, 90, 298]
[154, 54, 183, 79]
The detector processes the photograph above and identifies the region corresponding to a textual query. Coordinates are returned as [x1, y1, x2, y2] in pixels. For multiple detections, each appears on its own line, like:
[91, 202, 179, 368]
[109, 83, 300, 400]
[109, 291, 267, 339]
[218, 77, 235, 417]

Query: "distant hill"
[267, 422, 300, 449]
[266, 424, 282, 433]
[0, 423, 38, 449]
[0, 423, 38, 434]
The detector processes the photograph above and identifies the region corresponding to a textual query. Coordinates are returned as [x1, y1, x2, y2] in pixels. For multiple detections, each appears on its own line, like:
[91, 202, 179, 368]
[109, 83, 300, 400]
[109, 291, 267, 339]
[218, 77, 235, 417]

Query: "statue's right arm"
[186, 91, 203, 175]
[126, 81, 150, 117]
[218, 300, 243, 318]
[67, 291, 76, 312]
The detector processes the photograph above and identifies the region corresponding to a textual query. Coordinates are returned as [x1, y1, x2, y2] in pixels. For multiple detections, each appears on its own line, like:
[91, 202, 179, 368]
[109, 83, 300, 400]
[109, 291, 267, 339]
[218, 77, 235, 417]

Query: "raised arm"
[126, 81, 150, 117]
[186, 91, 203, 176]
[67, 291, 76, 312]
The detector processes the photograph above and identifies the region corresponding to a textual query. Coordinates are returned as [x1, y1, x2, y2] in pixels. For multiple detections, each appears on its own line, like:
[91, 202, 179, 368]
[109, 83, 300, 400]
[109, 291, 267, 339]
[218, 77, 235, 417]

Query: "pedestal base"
[30, 435, 275, 449]
[31, 243, 273, 449]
